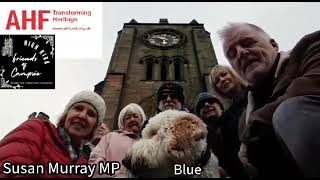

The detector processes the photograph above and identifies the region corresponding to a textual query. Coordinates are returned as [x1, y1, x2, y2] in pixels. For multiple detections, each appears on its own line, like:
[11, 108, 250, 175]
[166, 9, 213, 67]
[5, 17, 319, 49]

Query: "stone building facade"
[96, 19, 219, 129]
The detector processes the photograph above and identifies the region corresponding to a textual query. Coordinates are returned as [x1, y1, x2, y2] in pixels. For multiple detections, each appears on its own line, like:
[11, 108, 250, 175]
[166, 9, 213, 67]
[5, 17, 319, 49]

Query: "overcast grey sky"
[0, 2, 320, 139]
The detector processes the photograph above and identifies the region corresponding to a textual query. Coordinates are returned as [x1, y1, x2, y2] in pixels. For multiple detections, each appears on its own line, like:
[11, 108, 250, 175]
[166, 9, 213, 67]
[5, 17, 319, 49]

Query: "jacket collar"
[275, 51, 291, 79]
[114, 129, 140, 139]
[245, 51, 291, 125]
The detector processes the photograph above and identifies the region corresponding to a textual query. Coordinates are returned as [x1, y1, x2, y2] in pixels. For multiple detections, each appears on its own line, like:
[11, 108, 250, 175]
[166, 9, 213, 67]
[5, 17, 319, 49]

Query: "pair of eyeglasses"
[199, 98, 218, 109]
[159, 94, 179, 101]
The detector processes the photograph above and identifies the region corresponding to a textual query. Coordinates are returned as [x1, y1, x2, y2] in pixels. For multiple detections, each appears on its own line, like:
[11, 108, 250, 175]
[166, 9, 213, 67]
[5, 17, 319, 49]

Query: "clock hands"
[147, 32, 181, 47]
[154, 35, 167, 40]
[162, 40, 168, 45]
[154, 35, 168, 45]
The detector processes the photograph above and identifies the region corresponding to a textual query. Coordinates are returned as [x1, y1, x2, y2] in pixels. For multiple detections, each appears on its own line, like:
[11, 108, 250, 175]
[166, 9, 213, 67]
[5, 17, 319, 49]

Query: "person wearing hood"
[194, 92, 248, 178]
[89, 103, 146, 178]
[0, 90, 106, 178]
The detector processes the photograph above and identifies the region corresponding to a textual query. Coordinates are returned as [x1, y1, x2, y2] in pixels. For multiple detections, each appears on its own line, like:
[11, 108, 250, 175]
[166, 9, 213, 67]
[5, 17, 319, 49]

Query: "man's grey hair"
[218, 22, 271, 42]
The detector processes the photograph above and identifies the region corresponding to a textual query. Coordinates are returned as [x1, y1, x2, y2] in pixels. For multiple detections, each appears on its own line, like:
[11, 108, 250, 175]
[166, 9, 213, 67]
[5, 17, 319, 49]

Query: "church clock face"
[143, 29, 185, 49]
[148, 33, 180, 47]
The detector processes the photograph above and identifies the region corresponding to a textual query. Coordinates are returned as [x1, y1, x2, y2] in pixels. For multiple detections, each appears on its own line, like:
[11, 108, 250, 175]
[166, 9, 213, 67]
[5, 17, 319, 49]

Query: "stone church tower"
[96, 19, 219, 129]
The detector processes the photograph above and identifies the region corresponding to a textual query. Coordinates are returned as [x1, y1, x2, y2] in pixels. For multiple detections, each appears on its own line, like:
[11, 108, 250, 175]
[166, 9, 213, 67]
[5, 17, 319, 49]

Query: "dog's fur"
[122, 110, 220, 178]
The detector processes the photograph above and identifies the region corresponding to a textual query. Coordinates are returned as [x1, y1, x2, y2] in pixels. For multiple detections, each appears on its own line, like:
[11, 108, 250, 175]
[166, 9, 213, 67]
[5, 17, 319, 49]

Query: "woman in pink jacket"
[89, 103, 146, 178]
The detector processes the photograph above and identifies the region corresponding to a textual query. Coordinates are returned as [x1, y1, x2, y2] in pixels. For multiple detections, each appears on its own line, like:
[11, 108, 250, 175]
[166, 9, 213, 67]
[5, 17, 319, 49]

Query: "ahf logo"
[6, 10, 50, 30]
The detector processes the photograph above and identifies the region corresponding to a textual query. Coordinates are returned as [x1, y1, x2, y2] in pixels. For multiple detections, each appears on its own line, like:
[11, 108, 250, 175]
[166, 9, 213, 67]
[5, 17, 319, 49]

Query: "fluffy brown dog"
[122, 110, 220, 178]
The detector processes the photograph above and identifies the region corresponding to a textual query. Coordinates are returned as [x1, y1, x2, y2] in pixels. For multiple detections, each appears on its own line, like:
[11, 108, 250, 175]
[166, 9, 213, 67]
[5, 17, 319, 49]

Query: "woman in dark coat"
[208, 65, 255, 178]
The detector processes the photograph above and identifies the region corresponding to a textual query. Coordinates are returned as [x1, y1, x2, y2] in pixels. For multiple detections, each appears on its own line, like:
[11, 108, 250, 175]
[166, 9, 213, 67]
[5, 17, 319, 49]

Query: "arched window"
[145, 58, 153, 80]
[140, 56, 156, 81]
[161, 61, 167, 80]
[174, 61, 181, 81]
[171, 57, 187, 81]
[141, 56, 187, 81]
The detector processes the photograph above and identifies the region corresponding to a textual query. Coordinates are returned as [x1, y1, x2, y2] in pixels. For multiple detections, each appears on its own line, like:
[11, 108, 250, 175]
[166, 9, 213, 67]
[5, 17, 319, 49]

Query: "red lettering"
[22, 10, 36, 30]
[5, 10, 50, 30]
[38, 10, 50, 30]
[6, 10, 20, 30]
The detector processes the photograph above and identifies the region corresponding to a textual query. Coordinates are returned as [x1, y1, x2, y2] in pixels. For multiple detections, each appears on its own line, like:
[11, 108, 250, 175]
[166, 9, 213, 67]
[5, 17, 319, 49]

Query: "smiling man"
[142, 82, 188, 131]
[157, 82, 187, 112]
[219, 22, 320, 178]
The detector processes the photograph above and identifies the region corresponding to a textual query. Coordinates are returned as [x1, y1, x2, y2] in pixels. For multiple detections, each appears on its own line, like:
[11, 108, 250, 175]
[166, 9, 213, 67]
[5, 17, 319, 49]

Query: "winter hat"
[63, 90, 106, 124]
[194, 92, 224, 116]
[157, 82, 185, 105]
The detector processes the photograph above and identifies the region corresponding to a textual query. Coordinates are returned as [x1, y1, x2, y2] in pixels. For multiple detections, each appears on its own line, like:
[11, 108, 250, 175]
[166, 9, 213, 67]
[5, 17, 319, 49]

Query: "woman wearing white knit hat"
[56, 90, 106, 146]
[0, 90, 106, 178]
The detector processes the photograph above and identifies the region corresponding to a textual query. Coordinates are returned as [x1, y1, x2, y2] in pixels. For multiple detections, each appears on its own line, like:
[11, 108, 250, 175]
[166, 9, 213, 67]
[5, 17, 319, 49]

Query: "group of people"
[0, 22, 319, 178]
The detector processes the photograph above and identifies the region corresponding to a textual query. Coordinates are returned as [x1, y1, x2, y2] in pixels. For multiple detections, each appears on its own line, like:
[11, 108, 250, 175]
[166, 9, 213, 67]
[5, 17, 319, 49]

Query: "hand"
[218, 166, 228, 178]
[238, 143, 249, 165]
[238, 143, 258, 178]
[243, 162, 258, 178]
